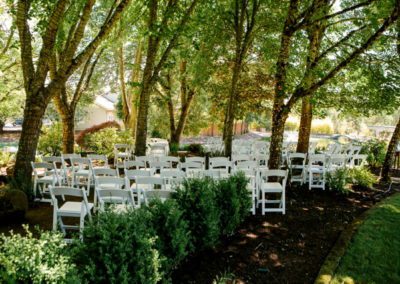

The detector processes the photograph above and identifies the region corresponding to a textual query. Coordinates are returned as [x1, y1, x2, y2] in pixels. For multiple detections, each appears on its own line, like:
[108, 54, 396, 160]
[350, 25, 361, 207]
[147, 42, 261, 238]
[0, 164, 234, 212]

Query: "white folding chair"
[258, 169, 287, 215]
[92, 168, 119, 177]
[42, 156, 67, 185]
[231, 167, 257, 215]
[159, 156, 180, 168]
[209, 157, 231, 177]
[87, 154, 109, 169]
[180, 161, 204, 177]
[308, 154, 326, 190]
[185, 156, 206, 169]
[31, 162, 59, 202]
[160, 169, 186, 190]
[135, 176, 166, 206]
[50, 186, 93, 242]
[253, 154, 269, 167]
[124, 160, 146, 170]
[287, 153, 307, 185]
[70, 158, 92, 195]
[231, 154, 252, 165]
[94, 176, 126, 209]
[149, 160, 170, 172]
[349, 154, 367, 168]
[114, 144, 132, 168]
[327, 154, 346, 172]
[61, 153, 81, 186]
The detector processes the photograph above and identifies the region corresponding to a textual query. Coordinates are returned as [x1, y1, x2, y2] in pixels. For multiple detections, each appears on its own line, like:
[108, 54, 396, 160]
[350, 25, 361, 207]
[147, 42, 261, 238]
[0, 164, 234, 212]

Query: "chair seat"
[117, 153, 130, 158]
[38, 176, 55, 183]
[58, 201, 93, 216]
[75, 169, 90, 176]
[309, 168, 324, 174]
[261, 182, 283, 192]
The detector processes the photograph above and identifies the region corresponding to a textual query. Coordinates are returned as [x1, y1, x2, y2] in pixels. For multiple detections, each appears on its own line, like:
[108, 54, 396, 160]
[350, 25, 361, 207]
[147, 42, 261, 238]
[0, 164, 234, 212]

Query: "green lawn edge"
[314, 192, 400, 284]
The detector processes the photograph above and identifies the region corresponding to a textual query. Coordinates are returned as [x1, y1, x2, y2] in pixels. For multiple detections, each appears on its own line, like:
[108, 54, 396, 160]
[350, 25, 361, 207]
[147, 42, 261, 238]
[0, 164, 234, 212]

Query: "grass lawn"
[331, 193, 400, 284]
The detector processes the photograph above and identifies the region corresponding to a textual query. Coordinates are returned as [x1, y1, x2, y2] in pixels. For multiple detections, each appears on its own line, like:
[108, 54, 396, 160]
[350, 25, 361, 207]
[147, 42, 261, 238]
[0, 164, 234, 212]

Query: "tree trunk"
[224, 60, 242, 157]
[171, 91, 195, 146]
[13, 96, 47, 187]
[0, 120, 4, 134]
[268, 105, 289, 169]
[296, 96, 313, 153]
[128, 40, 143, 138]
[381, 115, 400, 181]
[61, 113, 75, 153]
[117, 44, 130, 129]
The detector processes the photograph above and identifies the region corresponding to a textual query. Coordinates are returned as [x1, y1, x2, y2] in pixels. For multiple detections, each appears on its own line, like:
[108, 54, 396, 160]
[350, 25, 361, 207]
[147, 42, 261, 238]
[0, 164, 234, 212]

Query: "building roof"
[94, 95, 115, 111]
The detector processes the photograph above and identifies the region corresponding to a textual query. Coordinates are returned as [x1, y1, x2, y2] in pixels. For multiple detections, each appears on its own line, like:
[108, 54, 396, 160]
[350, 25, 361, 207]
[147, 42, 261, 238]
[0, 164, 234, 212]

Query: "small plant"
[212, 270, 236, 284]
[173, 178, 221, 250]
[146, 199, 191, 274]
[72, 209, 162, 283]
[0, 151, 14, 168]
[361, 139, 387, 168]
[348, 166, 376, 189]
[0, 226, 78, 283]
[83, 128, 133, 157]
[38, 122, 63, 156]
[216, 173, 251, 235]
[326, 168, 350, 194]
[169, 142, 179, 154]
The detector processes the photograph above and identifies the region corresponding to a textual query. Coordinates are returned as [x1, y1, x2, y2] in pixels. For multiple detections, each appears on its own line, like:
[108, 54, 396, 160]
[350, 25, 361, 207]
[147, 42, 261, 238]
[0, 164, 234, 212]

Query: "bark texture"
[381, 116, 400, 181]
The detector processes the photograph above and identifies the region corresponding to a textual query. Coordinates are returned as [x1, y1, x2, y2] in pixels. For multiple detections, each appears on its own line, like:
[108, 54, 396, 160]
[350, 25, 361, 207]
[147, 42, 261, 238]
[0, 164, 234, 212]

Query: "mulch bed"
[1, 170, 399, 284]
[172, 171, 400, 284]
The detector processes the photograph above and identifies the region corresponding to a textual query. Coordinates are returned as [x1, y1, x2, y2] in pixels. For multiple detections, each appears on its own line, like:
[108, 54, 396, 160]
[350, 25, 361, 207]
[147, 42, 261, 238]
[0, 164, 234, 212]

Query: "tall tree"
[381, 19, 400, 181]
[14, 0, 132, 185]
[268, 0, 400, 169]
[134, 0, 199, 155]
[223, 0, 261, 157]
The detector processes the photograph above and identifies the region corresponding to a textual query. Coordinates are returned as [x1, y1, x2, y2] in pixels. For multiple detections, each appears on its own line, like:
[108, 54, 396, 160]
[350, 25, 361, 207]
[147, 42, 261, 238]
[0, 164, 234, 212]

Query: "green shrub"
[169, 143, 179, 154]
[361, 139, 387, 168]
[181, 143, 205, 155]
[72, 209, 162, 283]
[326, 168, 350, 195]
[216, 173, 251, 235]
[0, 151, 14, 168]
[38, 122, 63, 156]
[76, 121, 121, 146]
[348, 167, 376, 189]
[146, 199, 191, 274]
[172, 178, 221, 250]
[0, 226, 78, 284]
[83, 128, 133, 157]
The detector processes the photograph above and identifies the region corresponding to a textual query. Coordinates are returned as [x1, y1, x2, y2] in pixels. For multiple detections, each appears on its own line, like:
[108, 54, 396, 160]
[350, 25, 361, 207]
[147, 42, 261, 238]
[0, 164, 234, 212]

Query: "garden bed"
[172, 173, 400, 283]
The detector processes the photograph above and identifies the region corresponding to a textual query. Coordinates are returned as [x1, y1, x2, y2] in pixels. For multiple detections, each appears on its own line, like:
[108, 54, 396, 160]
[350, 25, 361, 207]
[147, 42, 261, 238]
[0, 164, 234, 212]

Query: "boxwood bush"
[72, 209, 162, 284]
[0, 226, 78, 284]
[172, 177, 221, 251]
[1, 174, 251, 283]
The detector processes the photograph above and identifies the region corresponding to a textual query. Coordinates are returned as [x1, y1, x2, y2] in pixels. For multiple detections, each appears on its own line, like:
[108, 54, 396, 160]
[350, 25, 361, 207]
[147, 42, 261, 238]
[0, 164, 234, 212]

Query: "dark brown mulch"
[172, 172, 400, 284]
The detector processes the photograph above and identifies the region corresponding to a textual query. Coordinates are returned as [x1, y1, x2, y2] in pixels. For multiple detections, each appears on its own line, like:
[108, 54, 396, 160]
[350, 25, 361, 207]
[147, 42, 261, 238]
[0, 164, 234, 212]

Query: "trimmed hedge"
[0, 174, 251, 283]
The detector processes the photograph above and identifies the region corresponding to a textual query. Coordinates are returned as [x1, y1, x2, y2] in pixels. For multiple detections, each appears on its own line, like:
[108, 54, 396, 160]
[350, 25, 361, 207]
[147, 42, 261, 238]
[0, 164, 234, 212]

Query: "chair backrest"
[42, 156, 62, 163]
[31, 162, 56, 177]
[61, 154, 81, 168]
[231, 154, 252, 164]
[149, 160, 170, 170]
[329, 154, 346, 167]
[92, 168, 118, 177]
[124, 160, 146, 170]
[70, 158, 91, 170]
[179, 161, 204, 171]
[350, 154, 367, 167]
[185, 156, 205, 166]
[97, 188, 135, 210]
[253, 154, 269, 167]
[259, 169, 288, 187]
[287, 153, 307, 168]
[88, 154, 108, 167]
[209, 157, 231, 170]
[309, 154, 326, 165]
[114, 144, 130, 152]
[95, 176, 125, 190]
[124, 169, 153, 179]
[135, 176, 165, 191]
[159, 156, 179, 164]
[202, 169, 222, 179]
[160, 169, 186, 179]
[50, 186, 90, 213]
